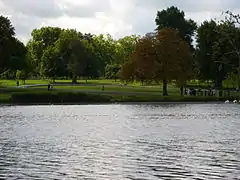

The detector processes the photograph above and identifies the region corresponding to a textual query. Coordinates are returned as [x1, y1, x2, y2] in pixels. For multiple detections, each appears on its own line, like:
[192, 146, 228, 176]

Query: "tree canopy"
[121, 28, 194, 95]
[155, 6, 197, 48]
[1, 7, 240, 93]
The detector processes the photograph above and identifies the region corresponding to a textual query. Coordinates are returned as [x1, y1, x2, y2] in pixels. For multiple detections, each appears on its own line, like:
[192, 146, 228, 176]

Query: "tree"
[196, 20, 224, 83]
[120, 56, 136, 84]
[40, 46, 63, 81]
[215, 11, 240, 89]
[0, 15, 15, 73]
[155, 6, 197, 49]
[105, 64, 121, 82]
[55, 29, 92, 83]
[9, 39, 28, 71]
[116, 35, 140, 64]
[120, 33, 156, 85]
[121, 29, 194, 95]
[91, 34, 119, 76]
[195, 18, 239, 89]
[16, 70, 27, 84]
[154, 29, 194, 95]
[28, 27, 63, 74]
[134, 33, 156, 85]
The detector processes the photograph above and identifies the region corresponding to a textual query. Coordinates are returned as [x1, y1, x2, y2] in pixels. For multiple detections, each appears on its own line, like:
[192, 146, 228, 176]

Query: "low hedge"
[11, 91, 111, 103]
[110, 94, 239, 102]
[2, 90, 239, 104]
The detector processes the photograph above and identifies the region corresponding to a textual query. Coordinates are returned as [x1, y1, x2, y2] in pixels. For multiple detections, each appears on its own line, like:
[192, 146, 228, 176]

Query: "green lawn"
[0, 79, 130, 87]
[0, 79, 239, 95]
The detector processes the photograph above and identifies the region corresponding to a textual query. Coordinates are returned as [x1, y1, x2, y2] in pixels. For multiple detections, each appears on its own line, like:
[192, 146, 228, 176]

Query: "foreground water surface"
[0, 103, 239, 180]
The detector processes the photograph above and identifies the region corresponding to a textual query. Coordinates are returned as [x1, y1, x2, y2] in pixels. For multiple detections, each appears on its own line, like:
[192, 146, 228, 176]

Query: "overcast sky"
[1, 0, 240, 43]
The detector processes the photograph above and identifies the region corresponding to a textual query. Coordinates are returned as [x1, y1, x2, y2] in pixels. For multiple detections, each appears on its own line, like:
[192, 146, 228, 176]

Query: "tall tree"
[121, 29, 194, 95]
[116, 35, 140, 64]
[92, 34, 119, 74]
[154, 29, 194, 95]
[196, 21, 219, 81]
[55, 29, 91, 83]
[105, 64, 121, 82]
[120, 55, 136, 83]
[155, 6, 197, 49]
[10, 39, 27, 71]
[40, 45, 65, 81]
[216, 11, 240, 89]
[28, 27, 63, 73]
[134, 33, 156, 85]
[0, 15, 15, 73]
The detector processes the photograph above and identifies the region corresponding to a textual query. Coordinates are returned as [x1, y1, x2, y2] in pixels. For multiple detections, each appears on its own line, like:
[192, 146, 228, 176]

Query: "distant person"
[16, 81, 19, 86]
[102, 85, 105, 91]
[192, 89, 196, 96]
[48, 84, 51, 91]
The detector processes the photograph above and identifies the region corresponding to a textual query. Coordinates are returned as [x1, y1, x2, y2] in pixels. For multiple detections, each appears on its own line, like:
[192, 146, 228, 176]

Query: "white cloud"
[0, 0, 240, 43]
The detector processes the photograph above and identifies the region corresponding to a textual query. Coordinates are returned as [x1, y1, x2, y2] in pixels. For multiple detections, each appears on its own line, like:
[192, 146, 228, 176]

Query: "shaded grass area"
[1, 87, 239, 105]
[0, 79, 128, 87]
[31, 85, 176, 93]
[0, 79, 237, 89]
[1, 79, 240, 104]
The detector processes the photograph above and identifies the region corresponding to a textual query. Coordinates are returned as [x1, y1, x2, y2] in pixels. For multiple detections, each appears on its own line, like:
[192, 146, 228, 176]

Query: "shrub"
[11, 91, 111, 103]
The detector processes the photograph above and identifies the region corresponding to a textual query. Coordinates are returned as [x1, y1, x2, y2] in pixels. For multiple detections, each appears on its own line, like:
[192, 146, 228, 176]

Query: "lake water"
[0, 103, 239, 180]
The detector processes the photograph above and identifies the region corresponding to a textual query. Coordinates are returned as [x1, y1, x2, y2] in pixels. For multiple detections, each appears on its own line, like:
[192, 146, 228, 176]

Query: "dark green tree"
[40, 45, 65, 81]
[195, 20, 219, 80]
[55, 30, 91, 83]
[0, 15, 15, 73]
[155, 6, 197, 49]
[28, 27, 63, 74]
[105, 64, 121, 82]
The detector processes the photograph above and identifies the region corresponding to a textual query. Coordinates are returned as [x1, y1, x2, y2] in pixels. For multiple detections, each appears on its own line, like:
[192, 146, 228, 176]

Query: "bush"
[11, 91, 111, 103]
[110, 94, 238, 102]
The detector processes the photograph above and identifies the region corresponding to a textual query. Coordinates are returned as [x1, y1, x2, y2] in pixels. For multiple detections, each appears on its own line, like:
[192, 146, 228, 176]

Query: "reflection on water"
[0, 104, 239, 179]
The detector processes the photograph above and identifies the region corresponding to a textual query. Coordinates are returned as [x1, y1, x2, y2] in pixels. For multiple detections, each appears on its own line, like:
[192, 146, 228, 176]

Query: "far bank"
[0, 89, 239, 105]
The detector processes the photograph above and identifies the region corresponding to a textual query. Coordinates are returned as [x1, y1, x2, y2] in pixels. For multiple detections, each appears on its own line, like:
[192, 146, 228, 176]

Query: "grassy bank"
[0, 79, 237, 88]
[1, 88, 239, 105]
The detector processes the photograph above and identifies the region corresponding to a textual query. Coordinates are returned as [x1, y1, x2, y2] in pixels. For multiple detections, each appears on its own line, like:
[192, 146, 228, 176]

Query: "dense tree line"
[1, 6, 240, 94]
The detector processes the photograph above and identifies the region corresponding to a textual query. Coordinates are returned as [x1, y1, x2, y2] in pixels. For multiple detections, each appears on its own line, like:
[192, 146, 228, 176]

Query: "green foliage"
[16, 70, 26, 81]
[196, 20, 221, 81]
[196, 13, 240, 89]
[105, 64, 121, 80]
[1, 8, 240, 93]
[121, 29, 194, 95]
[40, 45, 63, 80]
[0, 16, 27, 73]
[27, 27, 63, 74]
[56, 30, 91, 82]
[6, 90, 238, 104]
[11, 91, 111, 103]
[155, 6, 197, 48]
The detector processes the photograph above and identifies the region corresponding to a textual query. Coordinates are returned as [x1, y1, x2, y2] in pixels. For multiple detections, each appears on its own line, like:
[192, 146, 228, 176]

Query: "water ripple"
[0, 104, 239, 179]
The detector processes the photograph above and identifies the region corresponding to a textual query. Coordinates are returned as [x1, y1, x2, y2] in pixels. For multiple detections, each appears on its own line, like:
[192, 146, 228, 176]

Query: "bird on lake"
[225, 100, 230, 103]
[233, 100, 237, 103]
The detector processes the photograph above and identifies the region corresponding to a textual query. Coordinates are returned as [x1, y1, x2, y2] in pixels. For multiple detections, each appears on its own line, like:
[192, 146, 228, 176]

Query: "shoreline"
[0, 101, 230, 106]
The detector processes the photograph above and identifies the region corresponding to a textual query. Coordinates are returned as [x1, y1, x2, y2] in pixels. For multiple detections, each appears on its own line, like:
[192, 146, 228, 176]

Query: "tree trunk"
[163, 79, 168, 96]
[215, 78, 223, 90]
[237, 67, 240, 90]
[72, 74, 77, 84]
[180, 87, 184, 96]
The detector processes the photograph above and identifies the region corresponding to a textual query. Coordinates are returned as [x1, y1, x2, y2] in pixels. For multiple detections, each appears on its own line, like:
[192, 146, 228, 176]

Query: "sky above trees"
[1, 0, 240, 43]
